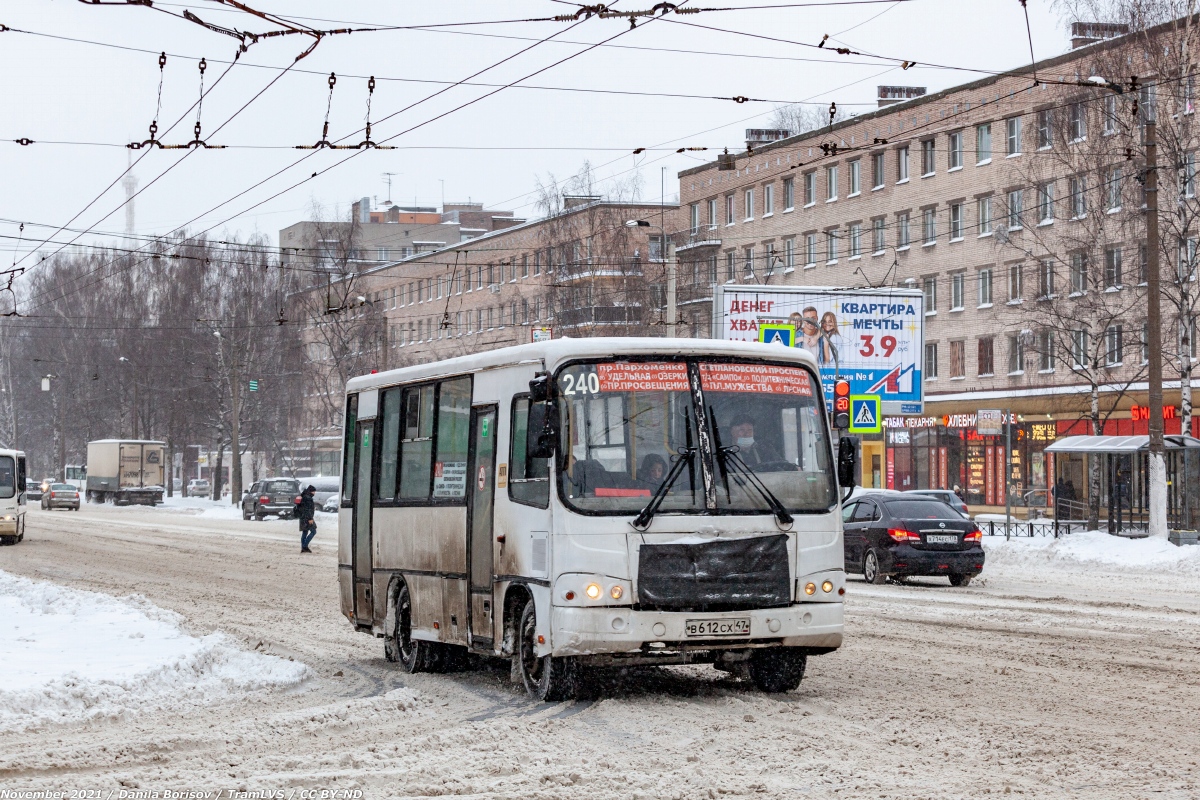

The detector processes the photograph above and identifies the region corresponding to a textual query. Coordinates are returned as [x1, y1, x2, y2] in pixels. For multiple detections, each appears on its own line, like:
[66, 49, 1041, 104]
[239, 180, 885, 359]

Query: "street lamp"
[627, 218, 678, 337]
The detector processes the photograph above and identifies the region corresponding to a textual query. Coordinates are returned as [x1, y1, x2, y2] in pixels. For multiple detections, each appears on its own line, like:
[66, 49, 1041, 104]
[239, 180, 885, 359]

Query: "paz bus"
[0, 448, 28, 544]
[337, 337, 855, 700]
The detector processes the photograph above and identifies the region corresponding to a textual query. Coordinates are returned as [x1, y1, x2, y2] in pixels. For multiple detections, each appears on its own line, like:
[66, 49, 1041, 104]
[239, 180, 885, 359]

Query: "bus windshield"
[556, 359, 837, 516]
[0, 456, 14, 500]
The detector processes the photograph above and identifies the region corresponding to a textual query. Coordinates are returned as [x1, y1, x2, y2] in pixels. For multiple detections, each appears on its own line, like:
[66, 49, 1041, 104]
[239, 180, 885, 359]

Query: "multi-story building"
[676, 20, 1200, 510]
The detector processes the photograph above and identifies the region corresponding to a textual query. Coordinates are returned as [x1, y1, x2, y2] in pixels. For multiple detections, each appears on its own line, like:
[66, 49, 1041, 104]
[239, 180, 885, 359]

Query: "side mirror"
[837, 436, 858, 489]
[526, 400, 558, 460]
[529, 372, 551, 403]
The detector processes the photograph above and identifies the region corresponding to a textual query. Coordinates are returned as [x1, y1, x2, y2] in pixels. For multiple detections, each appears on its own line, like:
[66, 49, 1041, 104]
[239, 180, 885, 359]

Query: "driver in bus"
[729, 414, 781, 466]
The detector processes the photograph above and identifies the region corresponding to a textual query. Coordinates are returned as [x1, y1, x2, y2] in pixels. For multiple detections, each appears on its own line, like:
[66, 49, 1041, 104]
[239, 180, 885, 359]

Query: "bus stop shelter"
[1044, 435, 1200, 534]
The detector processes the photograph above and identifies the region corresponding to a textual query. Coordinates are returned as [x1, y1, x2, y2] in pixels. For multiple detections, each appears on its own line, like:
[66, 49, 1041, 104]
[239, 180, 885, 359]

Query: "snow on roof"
[1044, 435, 1200, 453]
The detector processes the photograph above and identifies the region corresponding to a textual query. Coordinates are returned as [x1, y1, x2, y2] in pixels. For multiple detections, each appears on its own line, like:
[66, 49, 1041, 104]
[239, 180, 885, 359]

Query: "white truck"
[85, 439, 165, 505]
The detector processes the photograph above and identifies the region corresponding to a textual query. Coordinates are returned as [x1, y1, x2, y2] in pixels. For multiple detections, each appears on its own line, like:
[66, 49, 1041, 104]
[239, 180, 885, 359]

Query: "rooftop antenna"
[382, 172, 398, 205]
[122, 150, 138, 236]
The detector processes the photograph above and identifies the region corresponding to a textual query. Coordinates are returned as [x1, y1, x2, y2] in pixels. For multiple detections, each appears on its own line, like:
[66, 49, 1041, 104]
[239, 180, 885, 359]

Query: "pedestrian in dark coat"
[296, 485, 317, 553]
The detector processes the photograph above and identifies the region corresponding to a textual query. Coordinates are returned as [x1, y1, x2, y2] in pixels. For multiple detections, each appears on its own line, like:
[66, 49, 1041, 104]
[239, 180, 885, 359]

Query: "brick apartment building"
[674, 19, 1200, 509]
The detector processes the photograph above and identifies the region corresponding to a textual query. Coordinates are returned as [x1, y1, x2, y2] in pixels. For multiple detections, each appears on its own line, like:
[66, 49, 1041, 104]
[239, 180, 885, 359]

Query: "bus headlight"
[804, 582, 816, 595]
[555, 575, 633, 606]
[585, 583, 602, 600]
[610, 585, 623, 600]
[822, 581, 834, 593]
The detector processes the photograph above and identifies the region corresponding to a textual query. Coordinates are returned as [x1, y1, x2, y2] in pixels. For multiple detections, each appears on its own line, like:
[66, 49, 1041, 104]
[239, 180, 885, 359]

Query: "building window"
[1038, 330, 1056, 371]
[745, 189, 755, 220]
[1105, 246, 1123, 288]
[948, 131, 963, 169]
[897, 212, 910, 247]
[1006, 116, 1021, 155]
[949, 340, 966, 378]
[783, 178, 795, 210]
[849, 159, 861, 195]
[978, 267, 993, 306]
[826, 165, 839, 201]
[1068, 102, 1086, 141]
[1107, 167, 1122, 210]
[925, 342, 939, 379]
[1008, 263, 1022, 301]
[744, 246, 755, 276]
[949, 203, 963, 240]
[923, 276, 937, 312]
[784, 238, 795, 269]
[1072, 329, 1089, 368]
[849, 224, 862, 257]
[873, 152, 885, 188]
[978, 196, 992, 235]
[922, 139, 936, 176]
[725, 251, 736, 281]
[1179, 237, 1198, 282]
[1008, 334, 1024, 374]
[872, 218, 885, 252]
[826, 230, 839, 262]
[1070, 252, 1088, 294]
[1103, 94, 1118, 134]
[1182, 152, 1196, 198]
[1039, 258, 1056, 298]
[897, 146, 909, 181]
[950, 272, 965, 310]
[805, 234, 817, 266]
[1138, 242, 1148, 284]
[764, 242, 776, 275]
[804, 172, 816, 205]
[976, 123, 992, 163]
[1036, 109, 1052, 148]
[763, 183, 774, 215]
[1105, 325, 1124, 366]
[978, 337, 995, 375]
[689, 203, 700, 234]
[726, 194, 735, 225]
[923, 209, 936, 244]
[1069, 176, 1086, 218]
[1037, 183, 1054, 223]
[1006, 190, 1023, 229]
[707, 198, 718, 229]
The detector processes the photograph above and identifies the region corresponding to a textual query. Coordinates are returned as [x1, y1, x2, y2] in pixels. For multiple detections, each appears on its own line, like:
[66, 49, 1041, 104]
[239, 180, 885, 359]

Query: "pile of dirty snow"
[983, 530, 1200, 574]
[0, 570, 310, 731]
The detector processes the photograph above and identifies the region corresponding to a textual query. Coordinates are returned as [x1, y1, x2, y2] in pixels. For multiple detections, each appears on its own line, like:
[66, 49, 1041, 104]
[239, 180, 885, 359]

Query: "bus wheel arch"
[501, 584, 532, 658]
[385, 577, 441, 673]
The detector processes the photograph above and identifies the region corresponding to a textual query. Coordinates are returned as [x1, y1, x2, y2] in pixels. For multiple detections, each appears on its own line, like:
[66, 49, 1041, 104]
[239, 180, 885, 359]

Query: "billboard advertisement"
[713, 285, 925, 415]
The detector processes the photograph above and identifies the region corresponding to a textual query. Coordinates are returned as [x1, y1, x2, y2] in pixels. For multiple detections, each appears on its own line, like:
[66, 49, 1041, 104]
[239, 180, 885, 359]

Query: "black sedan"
[241, 478, 301, 520]
[842, 494, 984, 586]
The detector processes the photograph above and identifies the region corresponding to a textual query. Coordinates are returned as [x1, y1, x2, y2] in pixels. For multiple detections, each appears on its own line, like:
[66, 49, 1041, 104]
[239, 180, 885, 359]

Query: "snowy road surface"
[1, 504, 1198, 799]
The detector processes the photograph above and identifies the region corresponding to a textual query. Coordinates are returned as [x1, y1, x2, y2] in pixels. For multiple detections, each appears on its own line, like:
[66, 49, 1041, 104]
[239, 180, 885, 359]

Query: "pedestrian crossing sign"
[849, 395, 881, 433]
[757, 323, 795, 347]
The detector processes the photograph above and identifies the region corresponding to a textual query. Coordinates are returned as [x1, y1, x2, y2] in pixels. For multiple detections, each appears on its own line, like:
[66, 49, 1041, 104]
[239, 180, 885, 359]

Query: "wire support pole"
[1144, 120, 1167, 538]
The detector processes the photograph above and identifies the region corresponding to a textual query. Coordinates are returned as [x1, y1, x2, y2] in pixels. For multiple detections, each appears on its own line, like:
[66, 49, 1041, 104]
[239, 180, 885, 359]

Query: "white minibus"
[338, 338, 855, 700]
[0, 448, 28, 544]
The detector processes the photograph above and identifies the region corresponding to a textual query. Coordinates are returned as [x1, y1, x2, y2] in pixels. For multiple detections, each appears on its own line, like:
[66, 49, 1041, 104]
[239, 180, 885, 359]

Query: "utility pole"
[1145, 120, 1168, 538]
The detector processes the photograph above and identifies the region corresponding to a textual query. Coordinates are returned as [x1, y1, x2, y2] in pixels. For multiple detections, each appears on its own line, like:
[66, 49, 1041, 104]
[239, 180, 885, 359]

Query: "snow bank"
[0, 570, 310, 731]
[983, 529, 1200, 573]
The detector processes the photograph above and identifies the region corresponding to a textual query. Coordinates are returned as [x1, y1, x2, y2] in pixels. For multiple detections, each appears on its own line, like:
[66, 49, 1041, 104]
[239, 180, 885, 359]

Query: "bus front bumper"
[549, 602, 843, 659]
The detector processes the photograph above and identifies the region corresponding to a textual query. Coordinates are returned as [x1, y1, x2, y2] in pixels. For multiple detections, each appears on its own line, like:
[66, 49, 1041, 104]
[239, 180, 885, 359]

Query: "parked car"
[241, 478, 301, 521]
[186, 479, 211, 498]
[308, 476, 341, 508]
[41, 483, 80, 511]
[321, 494, 340, 513]
[25, 479, 43, 501]
[905, 489, 969, 519]
[842, 493, 984, 586]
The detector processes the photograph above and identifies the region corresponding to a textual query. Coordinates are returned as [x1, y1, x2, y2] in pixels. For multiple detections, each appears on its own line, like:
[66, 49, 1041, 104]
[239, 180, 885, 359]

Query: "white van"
[0, 449, 29, 544]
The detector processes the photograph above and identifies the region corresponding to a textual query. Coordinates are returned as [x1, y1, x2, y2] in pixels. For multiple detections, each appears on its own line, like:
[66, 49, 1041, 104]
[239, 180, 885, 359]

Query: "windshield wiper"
[716, 446, 794, 529]
[631, 447, 696, 531]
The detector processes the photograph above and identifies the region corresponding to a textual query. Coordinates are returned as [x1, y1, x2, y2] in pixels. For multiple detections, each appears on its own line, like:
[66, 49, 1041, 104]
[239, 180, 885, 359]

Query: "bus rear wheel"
[389, 583, 441, 673]
[517, 599, 576, 702]
[748, 647, 807, 693]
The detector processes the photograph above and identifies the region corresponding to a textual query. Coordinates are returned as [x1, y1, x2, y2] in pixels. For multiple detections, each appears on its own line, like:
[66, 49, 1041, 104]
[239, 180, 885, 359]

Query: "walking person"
[296, 484, 317, 553]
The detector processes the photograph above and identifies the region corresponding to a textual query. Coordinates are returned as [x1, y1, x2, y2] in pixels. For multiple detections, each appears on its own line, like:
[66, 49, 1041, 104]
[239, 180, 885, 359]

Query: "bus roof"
[346, 336, 821, 393]
[0, 448, 26, 458]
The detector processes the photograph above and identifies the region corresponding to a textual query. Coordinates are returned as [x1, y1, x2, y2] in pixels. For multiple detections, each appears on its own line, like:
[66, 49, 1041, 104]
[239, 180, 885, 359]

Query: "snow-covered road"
[1, 504, 1198, 798]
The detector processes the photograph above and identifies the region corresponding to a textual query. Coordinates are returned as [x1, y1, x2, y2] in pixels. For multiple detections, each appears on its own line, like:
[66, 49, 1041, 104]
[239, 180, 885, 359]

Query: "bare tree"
[765, 103, 847, 138]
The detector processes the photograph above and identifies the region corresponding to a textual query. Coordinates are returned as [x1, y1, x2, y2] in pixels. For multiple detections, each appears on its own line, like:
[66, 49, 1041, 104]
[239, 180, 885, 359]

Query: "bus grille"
[636, 534, 790, 612]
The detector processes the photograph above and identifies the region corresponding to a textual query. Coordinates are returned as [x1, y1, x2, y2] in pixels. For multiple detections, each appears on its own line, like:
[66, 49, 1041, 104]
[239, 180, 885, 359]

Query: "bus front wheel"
[517, 599, 576, 702]
[389, 583, 441, 673]
[748, 647, 807, 693]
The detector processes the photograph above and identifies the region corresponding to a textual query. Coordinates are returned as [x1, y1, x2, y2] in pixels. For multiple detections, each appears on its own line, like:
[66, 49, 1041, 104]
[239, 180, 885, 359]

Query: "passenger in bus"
[637, 454, 668, 490]
[729, 414, 782, 467]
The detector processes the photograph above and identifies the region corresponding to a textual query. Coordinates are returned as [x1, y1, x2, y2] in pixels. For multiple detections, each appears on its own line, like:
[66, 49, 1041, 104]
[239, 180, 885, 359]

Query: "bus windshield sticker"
[590, 362, 688, 393]
[699, 363, 813, 396]
[433, 460, 468, 497]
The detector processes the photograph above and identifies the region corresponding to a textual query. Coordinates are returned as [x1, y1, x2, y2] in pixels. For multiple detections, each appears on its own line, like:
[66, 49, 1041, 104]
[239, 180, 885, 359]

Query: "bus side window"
[433, 378, 472, 500]
[341, 394, 358, 504]
[377, 388, 402, 502]
[510, 396, 550, 509]
[399, 385, 436, 500]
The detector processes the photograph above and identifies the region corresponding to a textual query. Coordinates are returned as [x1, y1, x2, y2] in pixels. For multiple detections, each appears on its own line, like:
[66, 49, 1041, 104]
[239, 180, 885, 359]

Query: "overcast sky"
[1, 0, 1072, 267]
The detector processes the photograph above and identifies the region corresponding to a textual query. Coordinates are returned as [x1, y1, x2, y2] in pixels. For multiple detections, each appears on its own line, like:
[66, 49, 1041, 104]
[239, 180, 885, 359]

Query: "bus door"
[466, 405, 498, 648]
[352, 418, 376, 626]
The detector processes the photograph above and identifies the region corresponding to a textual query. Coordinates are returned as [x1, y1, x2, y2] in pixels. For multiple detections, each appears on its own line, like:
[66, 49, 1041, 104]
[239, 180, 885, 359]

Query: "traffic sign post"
[849, 395, 882, 434]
